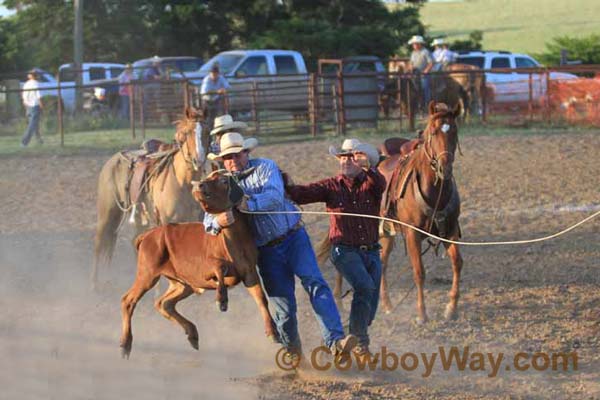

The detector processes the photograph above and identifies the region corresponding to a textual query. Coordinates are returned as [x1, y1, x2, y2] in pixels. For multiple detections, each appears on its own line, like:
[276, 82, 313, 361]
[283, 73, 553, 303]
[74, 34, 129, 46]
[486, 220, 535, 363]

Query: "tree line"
[0, 0, 426, 74]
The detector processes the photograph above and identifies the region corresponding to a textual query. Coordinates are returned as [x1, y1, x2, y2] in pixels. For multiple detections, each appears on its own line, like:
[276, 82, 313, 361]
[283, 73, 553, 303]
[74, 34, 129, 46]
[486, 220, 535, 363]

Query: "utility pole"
[74, 0, 84, 112]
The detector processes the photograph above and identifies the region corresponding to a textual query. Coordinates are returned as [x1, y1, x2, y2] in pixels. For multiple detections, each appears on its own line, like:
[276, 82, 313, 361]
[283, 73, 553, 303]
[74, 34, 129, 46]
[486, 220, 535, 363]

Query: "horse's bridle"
[177, 126, 202, 172]
[422, 113, 457, 182]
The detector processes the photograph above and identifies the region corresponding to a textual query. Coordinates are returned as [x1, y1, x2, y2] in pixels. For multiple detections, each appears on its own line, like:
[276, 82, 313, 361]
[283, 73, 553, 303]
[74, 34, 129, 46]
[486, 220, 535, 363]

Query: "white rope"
[240, 209, 600, 246]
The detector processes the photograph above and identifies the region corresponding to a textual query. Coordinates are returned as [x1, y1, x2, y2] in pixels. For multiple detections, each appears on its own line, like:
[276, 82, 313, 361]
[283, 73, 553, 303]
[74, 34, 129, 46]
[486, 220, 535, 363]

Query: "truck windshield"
[199, 54, 244, 75]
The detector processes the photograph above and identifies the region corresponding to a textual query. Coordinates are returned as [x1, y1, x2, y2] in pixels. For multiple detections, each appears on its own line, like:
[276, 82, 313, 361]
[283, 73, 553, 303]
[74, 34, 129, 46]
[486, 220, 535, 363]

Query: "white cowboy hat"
[408, 35, 426, 45]
[207, 132, 258, 161]
[354, 143, 380, 168]
[431, 38, 445, 46]
[328, 139, 381, 167]
[210, 114, 248, 136]
[328, 138, 362, 158]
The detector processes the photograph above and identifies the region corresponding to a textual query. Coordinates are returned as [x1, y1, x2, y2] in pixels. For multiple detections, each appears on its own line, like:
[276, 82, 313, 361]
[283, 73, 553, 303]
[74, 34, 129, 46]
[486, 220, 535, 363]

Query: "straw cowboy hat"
[207, 132, 258, 161]
[210, 114, 248, 136]
[431, 38, 446, 47]
[407, 35, 426, 45]
[329, 139, 380, 168]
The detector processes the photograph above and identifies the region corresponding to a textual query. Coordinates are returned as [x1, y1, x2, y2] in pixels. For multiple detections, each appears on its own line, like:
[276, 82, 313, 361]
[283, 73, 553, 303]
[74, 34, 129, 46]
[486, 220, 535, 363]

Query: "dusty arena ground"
[0, 130, 598, 399]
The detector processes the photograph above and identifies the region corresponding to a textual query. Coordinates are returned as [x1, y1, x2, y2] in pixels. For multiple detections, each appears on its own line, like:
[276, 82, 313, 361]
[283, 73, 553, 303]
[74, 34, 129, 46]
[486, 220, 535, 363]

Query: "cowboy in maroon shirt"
[286, 139, 386, 356]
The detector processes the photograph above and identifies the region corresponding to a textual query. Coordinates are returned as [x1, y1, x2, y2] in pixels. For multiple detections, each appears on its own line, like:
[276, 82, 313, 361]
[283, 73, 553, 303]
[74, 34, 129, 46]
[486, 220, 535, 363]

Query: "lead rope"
[239, 208, 600, 246]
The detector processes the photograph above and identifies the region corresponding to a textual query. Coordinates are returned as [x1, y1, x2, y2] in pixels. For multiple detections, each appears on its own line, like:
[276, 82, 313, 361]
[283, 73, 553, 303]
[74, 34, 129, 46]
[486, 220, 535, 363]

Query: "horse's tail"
[92, 154, 128, 288]
[315, 232, 332, 266]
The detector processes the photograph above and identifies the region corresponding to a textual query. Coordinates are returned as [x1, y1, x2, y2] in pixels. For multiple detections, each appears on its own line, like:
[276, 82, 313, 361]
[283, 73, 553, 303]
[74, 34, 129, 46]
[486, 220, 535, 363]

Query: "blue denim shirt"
[203, 158, 301, 247]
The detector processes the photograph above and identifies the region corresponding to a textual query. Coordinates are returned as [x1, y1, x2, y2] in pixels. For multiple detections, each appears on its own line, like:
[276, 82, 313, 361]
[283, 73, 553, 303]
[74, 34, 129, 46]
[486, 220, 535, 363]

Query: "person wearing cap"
[201, 64, 231, 130]
[119, 63, 134, 120]
[284, 139, 386, 356]
[20, 69, 44, 147]
[408, 35, 434, 110]
[203, 132, 357, 361]
[432, 38, 456, 70]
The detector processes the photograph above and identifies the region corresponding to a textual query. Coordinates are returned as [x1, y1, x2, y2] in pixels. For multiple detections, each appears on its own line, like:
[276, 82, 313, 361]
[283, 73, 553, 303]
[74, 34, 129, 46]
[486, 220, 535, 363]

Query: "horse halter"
[422, 113, 457, 182]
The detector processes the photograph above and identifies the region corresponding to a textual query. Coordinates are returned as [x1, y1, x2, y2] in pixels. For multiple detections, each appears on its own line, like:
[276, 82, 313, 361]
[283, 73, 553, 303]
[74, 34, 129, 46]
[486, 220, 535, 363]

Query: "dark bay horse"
[379, 101, 463, 323]
[93, 108, 209, 288]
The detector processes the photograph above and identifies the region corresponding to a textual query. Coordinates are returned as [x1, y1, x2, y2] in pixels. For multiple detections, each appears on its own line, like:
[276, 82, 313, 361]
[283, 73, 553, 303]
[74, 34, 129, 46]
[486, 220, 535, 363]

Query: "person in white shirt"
[432, 38, 456, 70]
[21, 69, 44, 147]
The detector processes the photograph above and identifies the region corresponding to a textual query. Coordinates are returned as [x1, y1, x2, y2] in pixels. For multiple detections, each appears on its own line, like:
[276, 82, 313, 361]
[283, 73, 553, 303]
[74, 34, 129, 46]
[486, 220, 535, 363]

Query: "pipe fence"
[2, 65, 600, 146]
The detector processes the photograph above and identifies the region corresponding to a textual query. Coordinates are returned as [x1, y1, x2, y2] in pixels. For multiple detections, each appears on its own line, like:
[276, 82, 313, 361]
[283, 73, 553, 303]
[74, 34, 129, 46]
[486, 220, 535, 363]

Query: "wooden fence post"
[251, 81, 260, 135]
[56, 73, 64, 147]
[528, 72, 534, 121]
[407, 74, 415, 131]
[308, 73, 318, 137]
[395, 73, 402, 131]
[130, 81, 135, 140]
[481, 73, 487, 123]
[183, 81, 189, 110]
[139, 85, 145, 140]
[336, 71, 346, 135]
[545, 70, 551, 124]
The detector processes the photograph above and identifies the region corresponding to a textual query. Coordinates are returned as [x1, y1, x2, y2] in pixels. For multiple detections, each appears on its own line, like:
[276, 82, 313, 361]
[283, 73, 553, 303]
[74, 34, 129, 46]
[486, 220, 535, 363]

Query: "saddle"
[121, 139, 178, 210]
[378, 138, 423, 236]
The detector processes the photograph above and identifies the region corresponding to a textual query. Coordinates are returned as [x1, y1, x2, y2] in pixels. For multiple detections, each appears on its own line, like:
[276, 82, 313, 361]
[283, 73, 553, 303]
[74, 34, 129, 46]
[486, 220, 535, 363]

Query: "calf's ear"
[228, 177, 245, 205]
[236, 167, 256, 181]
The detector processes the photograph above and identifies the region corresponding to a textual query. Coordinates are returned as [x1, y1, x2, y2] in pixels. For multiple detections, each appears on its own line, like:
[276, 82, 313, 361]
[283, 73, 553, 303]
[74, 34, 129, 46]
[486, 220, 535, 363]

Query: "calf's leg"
[214, 265, 228, 312]
[120, 272, 159, 359]
[245, 283, 279, 343]
[154, 278, 198, 349]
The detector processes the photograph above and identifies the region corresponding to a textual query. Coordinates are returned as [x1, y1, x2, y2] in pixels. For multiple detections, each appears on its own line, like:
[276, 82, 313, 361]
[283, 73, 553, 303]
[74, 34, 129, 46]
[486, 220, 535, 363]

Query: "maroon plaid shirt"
[286, 169, 386, 246]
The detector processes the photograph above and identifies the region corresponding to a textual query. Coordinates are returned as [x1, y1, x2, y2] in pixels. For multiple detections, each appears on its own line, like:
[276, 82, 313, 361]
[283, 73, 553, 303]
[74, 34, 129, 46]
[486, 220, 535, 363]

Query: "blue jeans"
[120, 95, 130, 120]
[21, 106, 42, 146]
[331, 244, 382, 346]
[257, 227, 345, 351]
[421, 75, 431, 109]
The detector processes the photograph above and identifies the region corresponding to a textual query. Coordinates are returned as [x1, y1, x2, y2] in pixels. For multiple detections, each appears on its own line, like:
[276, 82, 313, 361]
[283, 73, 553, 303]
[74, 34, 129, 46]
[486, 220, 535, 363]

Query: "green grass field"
[418, 0, 600, 54]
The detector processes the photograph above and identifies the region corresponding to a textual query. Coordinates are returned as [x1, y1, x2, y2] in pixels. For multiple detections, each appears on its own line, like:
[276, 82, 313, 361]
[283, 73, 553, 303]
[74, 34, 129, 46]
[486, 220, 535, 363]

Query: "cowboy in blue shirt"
[204, 132, 357, 361]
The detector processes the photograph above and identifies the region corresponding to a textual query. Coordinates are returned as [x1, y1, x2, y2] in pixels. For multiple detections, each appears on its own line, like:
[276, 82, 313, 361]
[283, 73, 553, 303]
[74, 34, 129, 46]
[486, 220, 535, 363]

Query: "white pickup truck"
[21, 62, 124, 112]
[178, 50, 309, 112]
[456, 51, 577, 104]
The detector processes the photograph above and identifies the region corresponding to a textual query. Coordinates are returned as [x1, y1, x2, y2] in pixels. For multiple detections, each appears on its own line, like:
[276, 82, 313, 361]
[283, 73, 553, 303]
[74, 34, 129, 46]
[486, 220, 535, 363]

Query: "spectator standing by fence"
[408, 35, 434, 110]
[20, 69, 44, 147]
[201, 64, 230, 130]
[119, 64, 134, 120]
[432, 38, 456, 70]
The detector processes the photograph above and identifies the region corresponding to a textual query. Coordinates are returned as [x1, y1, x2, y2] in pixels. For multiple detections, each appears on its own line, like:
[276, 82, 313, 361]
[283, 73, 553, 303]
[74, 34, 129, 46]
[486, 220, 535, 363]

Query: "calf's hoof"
[120, 344, 131, 359]
[188, 335, 199, 350]
[415, 315, 429, 325]
[444, 303, 458, 321]
[216, 301, 228, 312]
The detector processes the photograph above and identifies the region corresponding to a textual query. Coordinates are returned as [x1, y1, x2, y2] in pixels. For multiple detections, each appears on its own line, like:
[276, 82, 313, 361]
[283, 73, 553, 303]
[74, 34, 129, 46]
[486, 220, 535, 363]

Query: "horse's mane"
[174, 117, 197, 142]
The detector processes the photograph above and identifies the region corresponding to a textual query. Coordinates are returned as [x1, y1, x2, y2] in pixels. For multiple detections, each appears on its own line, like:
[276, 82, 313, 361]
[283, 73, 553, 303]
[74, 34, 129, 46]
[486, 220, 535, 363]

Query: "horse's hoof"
[415, 316, 428, 325]
[444, 304, 458, 321]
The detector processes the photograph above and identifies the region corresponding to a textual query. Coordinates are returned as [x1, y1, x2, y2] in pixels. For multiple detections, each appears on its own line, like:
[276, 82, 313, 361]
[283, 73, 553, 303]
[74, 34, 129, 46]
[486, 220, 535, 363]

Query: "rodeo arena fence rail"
[2, 64, 600, 145]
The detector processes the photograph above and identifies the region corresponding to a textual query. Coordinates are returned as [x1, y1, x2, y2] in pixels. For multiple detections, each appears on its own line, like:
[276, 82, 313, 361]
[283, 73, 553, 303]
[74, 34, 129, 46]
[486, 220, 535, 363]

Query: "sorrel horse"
[379, 101, 463, 323]
[93, 107, 209, 288]
[317, 102, 463, 324]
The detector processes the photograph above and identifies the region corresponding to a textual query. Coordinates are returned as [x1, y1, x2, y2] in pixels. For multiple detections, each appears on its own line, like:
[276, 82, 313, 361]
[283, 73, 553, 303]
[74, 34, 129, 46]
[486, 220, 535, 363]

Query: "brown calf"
[120, 168, 278, 358]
